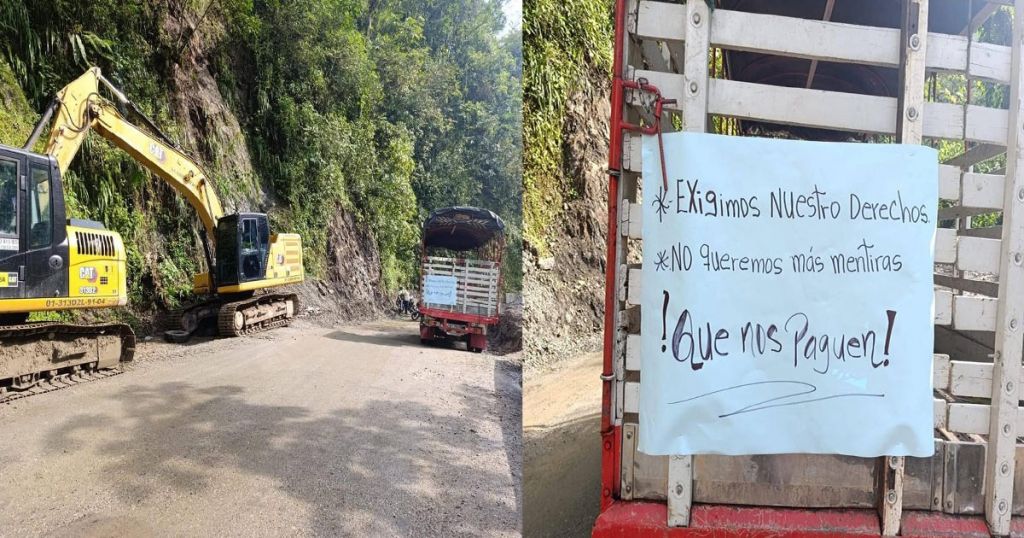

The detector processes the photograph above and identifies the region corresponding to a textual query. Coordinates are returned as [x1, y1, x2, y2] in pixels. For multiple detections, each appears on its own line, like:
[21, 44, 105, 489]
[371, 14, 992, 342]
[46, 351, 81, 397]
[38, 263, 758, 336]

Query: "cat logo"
[79, 266, 98, 282]
[2, 272, 17, 287]
[149, 142, 166, 162]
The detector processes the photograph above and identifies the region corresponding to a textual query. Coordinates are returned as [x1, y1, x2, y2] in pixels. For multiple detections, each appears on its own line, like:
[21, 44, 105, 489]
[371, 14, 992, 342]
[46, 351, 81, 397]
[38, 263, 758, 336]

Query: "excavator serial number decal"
[79, 286, 98, 295]
[45, 298, 116, 308]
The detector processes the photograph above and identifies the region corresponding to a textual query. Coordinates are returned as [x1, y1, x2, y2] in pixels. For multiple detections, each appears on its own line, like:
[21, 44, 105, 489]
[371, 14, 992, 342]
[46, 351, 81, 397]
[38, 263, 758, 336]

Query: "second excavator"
[0, 67, 303, 397]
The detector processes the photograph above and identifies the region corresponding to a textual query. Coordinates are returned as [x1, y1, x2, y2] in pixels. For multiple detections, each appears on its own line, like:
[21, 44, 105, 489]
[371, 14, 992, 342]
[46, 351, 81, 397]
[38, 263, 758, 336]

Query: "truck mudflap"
[419, 317, 488, 353]
[593, 502, 1002, 538]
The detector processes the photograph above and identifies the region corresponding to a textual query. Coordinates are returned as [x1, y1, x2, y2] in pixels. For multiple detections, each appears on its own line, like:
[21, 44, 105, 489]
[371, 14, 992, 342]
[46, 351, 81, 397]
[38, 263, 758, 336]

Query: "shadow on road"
[524, 413, 602, 538]
[494, 360, 523, 527]
[325, 328, 423, 348]
[44, 380, 520, 536]
[326, 326, 477, 353]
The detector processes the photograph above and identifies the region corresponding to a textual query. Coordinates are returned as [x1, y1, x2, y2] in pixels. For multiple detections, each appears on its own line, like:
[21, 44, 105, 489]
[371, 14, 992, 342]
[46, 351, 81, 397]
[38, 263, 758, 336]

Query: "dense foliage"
[0, 0, 521, 319]
[522, 0, 611, 255]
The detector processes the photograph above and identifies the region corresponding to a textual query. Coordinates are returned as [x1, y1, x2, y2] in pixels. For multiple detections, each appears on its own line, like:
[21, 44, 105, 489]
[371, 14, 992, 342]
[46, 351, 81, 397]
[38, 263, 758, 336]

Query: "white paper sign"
[639, 132, 936, 457]
[423, 274, 458, 305]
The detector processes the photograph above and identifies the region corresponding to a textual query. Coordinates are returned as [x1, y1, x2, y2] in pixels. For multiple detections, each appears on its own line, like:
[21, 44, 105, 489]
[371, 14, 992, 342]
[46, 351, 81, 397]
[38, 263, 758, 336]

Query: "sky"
[502, 0, 522, 36]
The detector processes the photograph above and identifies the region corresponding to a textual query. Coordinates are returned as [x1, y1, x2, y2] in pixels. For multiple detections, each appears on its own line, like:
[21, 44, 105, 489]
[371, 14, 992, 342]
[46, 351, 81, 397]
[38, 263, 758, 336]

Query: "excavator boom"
[43, 68, 224, 239]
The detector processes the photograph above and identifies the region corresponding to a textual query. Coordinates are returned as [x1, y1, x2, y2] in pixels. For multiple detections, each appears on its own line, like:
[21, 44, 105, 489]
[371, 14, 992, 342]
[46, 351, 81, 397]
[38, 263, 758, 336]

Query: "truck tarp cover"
[423, 206, 505, 251]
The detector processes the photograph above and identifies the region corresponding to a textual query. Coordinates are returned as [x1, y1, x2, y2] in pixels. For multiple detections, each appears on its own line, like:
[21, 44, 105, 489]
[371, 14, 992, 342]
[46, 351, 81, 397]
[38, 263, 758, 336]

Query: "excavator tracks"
[217, 293, 299, 337]
[0, 322, 135, 404]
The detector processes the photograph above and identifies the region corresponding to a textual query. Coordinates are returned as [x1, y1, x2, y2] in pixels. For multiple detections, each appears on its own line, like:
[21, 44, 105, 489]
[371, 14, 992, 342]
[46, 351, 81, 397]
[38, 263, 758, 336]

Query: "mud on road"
[0, 318, 521, 537]
[524, 352, 602, 537]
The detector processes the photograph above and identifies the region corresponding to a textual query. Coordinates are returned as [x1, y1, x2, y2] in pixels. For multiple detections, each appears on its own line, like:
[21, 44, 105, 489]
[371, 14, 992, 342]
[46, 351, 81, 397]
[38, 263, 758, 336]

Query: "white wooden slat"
[927, 32, 968, 73]
[923, 102, 1010, 146]
[922, 101, 964, 141]
[670, 2, 708, 528]
[950, 361, 1024, 399]
[627, 267, 641, 306]
[935, 289, 953, 326]
[953, 295, 998, 332]
[961, 172, 1004, 210]
[970, 41, 1014, 84]
[965, 104, 1011, 146]
[939, 164, 961, 201]
[423, 264, 499, 275]
[947, 403, 1024, 435]
[632, 71, 1010, 144]
[634, 4, 1012, 84]
[985, 5, 1024, 531]
[625, 133, 643, 173]
[707, 77, 897, 135]
[885, 8, 928, 531]
[681, 0, 709, 134]
[634, 1, 686, 43]
[935, 228, 957, 264]
[934, 354, 951, 391]
[424, 256, 498, 269]
[617, 264, 628, 304]
[626, 334, 641, 371]
[624, 381, 640, 414]
[628, 202, 642, 239]
[619, 203, 631, 240]
[934, 398, 947, 429]
[957, 236, 1002, 275]
[708, 8, 899, 67]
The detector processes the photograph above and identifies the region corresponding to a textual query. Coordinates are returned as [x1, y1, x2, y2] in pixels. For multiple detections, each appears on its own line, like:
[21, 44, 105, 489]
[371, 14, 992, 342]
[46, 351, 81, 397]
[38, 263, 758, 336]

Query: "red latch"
[621, 78, 676, 190]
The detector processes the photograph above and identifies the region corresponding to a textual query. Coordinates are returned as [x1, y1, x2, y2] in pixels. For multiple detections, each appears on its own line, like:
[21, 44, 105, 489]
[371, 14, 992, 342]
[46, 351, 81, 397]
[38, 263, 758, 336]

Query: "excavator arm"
[25, 67, 302, 308]
[37, 67, 224, 239]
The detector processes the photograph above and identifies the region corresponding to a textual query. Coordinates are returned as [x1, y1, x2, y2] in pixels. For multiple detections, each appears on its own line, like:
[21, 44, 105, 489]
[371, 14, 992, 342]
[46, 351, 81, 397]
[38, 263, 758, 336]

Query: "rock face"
[161, 3, 262, 212]
[157, 7, 390, 325]
[523, 74, 611, 371]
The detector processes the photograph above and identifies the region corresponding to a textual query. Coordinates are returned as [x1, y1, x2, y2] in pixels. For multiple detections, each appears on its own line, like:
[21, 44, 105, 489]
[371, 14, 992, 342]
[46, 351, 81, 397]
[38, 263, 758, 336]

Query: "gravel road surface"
[0, 319, 521, 537]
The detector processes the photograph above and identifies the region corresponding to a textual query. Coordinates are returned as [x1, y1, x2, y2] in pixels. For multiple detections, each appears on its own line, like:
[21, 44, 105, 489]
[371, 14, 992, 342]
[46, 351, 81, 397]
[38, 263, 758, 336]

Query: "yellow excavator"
[0, 67, 303, 398]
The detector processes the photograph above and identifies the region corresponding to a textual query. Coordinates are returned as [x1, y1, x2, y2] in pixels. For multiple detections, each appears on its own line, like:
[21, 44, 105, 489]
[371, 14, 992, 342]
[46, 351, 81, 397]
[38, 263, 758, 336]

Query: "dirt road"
[523, 352, 602, 537]
[0, 319, 521, 537]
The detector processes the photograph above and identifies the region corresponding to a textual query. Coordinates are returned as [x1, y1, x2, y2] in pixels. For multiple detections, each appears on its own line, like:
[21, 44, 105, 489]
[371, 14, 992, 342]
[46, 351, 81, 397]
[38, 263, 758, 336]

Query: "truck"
[418, 206, 504, 353]
[594, 0, 1024, 536]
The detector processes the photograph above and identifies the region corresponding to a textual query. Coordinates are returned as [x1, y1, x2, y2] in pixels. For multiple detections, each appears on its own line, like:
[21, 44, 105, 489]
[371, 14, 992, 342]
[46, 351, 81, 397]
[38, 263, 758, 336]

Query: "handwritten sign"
[423, 274, 458, 305]
[639, 133, 936, 457]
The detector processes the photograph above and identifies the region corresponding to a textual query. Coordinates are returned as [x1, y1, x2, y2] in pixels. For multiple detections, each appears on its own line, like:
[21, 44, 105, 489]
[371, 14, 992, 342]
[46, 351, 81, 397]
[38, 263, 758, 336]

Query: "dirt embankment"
[295, 210, 389, 325]
[524, 74, 611, 372]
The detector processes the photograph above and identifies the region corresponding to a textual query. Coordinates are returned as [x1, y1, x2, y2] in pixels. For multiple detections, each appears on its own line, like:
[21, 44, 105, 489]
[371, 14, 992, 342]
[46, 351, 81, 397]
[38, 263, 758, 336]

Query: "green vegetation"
[523, 0, 611, 255]
[0, 0, 521, 319]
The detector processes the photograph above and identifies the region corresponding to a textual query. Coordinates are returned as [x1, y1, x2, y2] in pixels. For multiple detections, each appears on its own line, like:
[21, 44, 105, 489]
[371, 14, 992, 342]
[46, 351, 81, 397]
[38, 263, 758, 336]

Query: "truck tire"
[164, 329, 191, 343]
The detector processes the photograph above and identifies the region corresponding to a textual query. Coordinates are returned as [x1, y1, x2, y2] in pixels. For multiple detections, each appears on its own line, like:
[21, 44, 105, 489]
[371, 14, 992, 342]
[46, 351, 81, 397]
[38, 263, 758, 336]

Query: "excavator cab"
[0, 145, 70, 303]
[214, 213, 271, 287]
